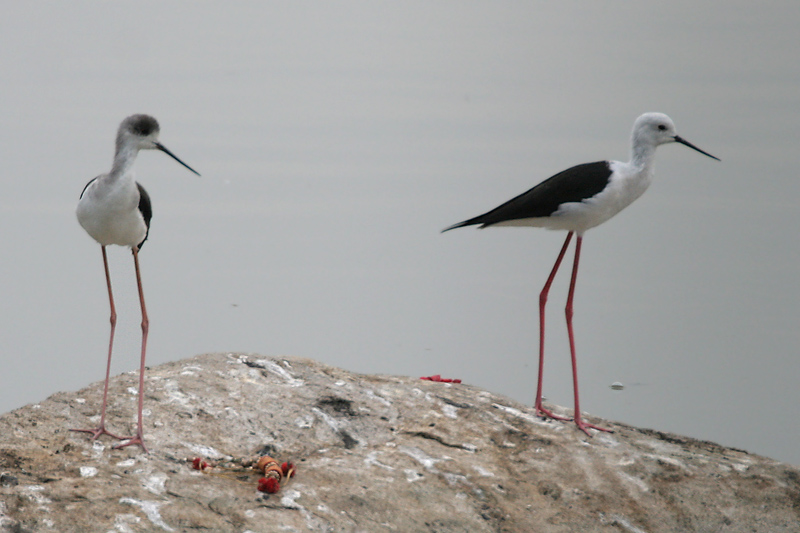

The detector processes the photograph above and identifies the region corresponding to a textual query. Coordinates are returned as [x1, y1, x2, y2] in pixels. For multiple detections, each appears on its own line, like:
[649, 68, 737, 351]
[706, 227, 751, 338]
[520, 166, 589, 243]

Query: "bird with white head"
[444, 112, 719, 435]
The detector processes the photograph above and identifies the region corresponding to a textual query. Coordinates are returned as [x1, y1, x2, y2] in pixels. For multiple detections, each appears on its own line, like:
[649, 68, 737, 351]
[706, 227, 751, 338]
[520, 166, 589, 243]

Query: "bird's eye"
[657, 124, 667, 131]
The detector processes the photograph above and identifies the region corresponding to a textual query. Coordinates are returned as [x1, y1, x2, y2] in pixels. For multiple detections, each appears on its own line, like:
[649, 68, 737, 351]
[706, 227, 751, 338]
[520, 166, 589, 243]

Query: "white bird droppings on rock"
[142, 472, 168, 495]
[441, 403, 458, 419]
[279, 489, 303, 510]
[364, 451, 395, 471]
[399, 446, 445, 472]
[472, 465, 495, 477]
[79, 466, 98, 478]
[492, 402, 556, 427]
[257, 359, 304, 387]
[119, 498, 173, 532]
[182, 443, 225, 460]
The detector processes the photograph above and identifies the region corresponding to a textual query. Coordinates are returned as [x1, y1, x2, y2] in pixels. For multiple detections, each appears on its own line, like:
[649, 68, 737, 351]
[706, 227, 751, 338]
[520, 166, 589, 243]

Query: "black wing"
[136, 182, 153, 250]
[442, 161, 612, 231]
[79, 176, 99, 199]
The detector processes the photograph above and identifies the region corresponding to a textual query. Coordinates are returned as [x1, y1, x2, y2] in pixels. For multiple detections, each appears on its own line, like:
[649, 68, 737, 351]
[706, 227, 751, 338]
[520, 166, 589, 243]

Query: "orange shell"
[255, 455, 282, 480]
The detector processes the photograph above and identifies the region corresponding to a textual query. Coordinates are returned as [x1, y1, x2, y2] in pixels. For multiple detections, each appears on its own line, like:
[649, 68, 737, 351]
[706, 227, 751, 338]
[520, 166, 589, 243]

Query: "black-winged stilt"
[443, 112, 719, 436]
[72, 114, 200, 452]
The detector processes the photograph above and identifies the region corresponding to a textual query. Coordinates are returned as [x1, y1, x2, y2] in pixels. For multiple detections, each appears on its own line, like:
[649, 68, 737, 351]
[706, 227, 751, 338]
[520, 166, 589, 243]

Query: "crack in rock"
[405, 430, 477, 451]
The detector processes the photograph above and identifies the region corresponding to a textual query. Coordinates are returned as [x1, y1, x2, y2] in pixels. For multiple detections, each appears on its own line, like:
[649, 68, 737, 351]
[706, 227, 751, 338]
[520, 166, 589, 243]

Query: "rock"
[0, 353, 798, 532]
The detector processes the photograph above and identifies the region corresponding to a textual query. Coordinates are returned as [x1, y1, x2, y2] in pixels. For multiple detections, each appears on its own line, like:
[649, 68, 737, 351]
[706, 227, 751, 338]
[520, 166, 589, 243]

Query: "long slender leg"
[71, 246, 125, 440]
[565, 236, 611, 436]
[534, 232, 573, 421]
[114, 247, 149, 452]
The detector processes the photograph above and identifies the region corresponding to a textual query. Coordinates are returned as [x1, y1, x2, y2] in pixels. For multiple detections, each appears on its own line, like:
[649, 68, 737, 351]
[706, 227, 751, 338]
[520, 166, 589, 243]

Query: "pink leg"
[534, 232, 573, 422]
[71, 246, 125, 441]
[565, 236, 611, 436]
[114, 247, 149, 453]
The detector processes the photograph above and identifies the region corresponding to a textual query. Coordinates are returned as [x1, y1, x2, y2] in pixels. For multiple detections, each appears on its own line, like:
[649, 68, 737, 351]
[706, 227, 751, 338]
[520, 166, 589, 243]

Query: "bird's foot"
[574, 416, 612, 437]
[113, 431, 148, 453]
[70, 425, 126, 442]
[535, 403, 572, 422]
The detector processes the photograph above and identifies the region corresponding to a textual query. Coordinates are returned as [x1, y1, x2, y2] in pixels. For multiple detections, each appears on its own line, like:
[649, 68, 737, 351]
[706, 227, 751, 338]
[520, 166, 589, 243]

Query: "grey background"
[1, 2, 798, 464]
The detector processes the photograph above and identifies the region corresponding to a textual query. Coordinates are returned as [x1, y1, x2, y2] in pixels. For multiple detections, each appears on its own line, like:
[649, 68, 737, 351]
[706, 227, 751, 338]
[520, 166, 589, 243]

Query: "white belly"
[76, 176, 147, 247]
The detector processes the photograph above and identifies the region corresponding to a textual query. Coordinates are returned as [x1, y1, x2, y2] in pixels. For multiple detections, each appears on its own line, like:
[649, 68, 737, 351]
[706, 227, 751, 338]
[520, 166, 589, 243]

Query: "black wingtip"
[441, 221, 473, 233]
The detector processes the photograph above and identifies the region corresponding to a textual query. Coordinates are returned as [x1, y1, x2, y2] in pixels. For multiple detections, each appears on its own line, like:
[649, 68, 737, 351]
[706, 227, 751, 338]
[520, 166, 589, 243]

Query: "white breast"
[76, 175, 148, 248]
[548, 160, 653, 234]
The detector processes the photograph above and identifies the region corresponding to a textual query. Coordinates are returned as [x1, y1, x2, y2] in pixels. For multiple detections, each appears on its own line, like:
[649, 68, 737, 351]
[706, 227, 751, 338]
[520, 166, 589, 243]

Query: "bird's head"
[633, 112, 720, 161]
[117, 114, 201, 176]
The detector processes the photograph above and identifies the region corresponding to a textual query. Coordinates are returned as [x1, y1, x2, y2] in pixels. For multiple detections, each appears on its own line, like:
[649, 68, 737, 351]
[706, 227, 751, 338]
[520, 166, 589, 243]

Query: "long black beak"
[155, 142, 202, 176]
[674, 135, 720, 161]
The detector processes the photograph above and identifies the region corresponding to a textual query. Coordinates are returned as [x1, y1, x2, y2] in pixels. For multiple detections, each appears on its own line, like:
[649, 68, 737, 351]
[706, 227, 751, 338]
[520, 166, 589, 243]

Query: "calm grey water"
[1, 2, 799, 465]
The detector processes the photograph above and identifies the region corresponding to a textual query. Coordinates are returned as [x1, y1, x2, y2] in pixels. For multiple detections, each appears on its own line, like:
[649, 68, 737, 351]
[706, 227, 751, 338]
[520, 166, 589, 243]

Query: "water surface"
[1, 2, 798, 465]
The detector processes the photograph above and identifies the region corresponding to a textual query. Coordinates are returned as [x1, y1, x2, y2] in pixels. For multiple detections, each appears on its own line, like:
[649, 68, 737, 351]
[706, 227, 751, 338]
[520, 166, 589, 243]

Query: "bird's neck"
[110, 144, 140, 179]
[630, 140, 657, 173]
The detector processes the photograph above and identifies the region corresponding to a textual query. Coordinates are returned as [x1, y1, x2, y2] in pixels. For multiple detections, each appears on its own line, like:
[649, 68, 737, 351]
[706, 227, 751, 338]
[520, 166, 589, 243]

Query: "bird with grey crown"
[73, 114, 200, 452]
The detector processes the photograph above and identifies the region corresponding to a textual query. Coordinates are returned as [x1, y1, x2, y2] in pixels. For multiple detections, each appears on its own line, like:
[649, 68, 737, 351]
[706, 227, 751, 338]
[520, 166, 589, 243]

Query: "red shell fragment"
[191, 457, 210, 471]
[258, 476, 280, 493]
[420, 375, 462, 383]
[281, 462, 296, 478]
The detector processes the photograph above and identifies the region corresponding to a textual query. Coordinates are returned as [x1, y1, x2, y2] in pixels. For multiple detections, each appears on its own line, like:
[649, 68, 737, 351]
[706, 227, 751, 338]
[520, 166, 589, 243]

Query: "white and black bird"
[443, 112, 719, 435]
[72, 114, 200, 452]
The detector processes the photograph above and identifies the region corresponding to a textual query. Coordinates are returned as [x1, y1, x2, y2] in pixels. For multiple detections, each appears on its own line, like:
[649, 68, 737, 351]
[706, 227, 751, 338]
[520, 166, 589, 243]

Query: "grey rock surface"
[1, 353, 798, 532]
